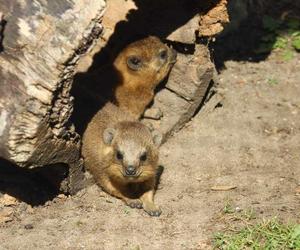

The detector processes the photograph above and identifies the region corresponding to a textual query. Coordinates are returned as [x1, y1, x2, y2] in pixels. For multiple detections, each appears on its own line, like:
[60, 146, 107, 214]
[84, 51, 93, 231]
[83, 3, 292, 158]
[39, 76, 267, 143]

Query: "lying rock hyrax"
[82, 102, 162, 216]
[82, 36, 177, 119]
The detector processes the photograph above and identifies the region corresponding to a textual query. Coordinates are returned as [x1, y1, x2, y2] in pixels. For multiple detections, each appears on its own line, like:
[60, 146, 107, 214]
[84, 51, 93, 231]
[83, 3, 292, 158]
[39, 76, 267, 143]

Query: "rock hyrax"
[80, 36, 177, 119]
[82, 102, 162, 216]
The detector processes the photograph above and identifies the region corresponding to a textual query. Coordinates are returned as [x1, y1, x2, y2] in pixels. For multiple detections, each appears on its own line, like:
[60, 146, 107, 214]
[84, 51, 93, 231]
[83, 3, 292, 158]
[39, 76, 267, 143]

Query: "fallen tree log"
[0, 0, 106, 194]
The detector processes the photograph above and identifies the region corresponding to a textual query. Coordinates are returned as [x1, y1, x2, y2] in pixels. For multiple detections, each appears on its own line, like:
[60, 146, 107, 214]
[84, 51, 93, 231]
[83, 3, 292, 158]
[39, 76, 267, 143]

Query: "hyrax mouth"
[121, 165, 141, 178]
[122, 171, 141, 179]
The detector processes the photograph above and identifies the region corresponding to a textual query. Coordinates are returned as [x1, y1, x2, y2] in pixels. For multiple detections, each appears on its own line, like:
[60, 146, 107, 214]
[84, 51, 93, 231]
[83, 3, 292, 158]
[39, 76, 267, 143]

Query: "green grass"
[255, 15, 300, 60]
[267, 78, 279, 85]
[223, 201, 235, 214]
[221, 200, 256, 220]
[124, 206, 131, 215]
[213, 218, 300, 250]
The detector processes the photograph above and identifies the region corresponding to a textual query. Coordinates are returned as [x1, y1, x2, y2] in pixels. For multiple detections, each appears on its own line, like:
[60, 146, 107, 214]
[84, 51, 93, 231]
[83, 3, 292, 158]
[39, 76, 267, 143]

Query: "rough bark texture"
[0, 0, 106, 193]
[198, 0, 229, 37]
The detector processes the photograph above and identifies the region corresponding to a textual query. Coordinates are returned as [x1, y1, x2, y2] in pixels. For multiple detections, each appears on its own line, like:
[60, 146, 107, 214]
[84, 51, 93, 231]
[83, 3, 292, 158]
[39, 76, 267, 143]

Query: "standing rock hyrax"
[79, 36, 177, 119]
[82, 102, 163, 216]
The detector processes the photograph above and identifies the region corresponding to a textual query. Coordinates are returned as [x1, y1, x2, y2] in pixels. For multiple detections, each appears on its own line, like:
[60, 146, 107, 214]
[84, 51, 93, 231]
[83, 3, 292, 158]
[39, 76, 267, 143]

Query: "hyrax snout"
[82, 103, 163, 216]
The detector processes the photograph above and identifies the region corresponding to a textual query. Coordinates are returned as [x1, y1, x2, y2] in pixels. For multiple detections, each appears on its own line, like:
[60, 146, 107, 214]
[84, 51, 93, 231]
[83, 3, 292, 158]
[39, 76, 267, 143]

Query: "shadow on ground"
[0, 158, 67, 206]
[211, 0, 300, 70]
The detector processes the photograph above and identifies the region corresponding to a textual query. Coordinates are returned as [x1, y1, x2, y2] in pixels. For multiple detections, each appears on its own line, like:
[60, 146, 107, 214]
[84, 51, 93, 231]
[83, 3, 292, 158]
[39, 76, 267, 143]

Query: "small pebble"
[235, 206, 242, 212]
[24, 224, 34, 230]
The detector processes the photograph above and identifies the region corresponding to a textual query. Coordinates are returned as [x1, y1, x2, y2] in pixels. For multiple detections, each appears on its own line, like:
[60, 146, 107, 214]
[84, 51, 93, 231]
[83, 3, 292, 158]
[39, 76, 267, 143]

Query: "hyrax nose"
[125, 165, 136, 176]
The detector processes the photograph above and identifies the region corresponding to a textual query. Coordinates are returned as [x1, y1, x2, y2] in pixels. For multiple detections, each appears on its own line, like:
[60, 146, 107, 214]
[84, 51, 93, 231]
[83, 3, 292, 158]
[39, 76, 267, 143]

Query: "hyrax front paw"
[126, 199, 143, 209]
[143, 204, 162, 217]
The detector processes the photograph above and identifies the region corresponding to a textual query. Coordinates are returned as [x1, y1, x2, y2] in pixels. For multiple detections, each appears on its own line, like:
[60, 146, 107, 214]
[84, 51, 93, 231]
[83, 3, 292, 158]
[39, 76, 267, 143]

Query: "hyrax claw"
[145, 207, 162, 217]
[126, 199, 143, 209]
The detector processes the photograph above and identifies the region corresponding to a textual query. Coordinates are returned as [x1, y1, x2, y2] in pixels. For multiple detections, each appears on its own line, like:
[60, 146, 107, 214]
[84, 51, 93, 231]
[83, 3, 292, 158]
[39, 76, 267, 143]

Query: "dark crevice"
[164, 40, 195, 55]
[192, 80, 216, 118]
[165, 86, 192, 103]
[0, 14, 6, 53]
[214, 102, 223, 109]
[0, 158, 68, 206]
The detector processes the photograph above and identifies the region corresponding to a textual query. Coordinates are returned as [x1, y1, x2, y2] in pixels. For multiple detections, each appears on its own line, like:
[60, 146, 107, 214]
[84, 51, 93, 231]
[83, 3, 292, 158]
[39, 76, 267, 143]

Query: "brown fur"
[82, 102, 162, 216]
[82, 36, 177, 119]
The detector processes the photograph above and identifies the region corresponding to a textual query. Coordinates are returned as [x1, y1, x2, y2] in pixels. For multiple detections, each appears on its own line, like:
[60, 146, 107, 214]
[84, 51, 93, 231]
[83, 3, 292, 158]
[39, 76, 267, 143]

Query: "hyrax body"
[83, 36, 177, 119]
[82, 102, 162, 216]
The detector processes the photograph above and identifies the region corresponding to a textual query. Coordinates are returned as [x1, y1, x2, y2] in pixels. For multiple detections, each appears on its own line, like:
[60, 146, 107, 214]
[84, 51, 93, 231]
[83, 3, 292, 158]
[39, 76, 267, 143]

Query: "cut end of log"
[0, 0, 106, 194]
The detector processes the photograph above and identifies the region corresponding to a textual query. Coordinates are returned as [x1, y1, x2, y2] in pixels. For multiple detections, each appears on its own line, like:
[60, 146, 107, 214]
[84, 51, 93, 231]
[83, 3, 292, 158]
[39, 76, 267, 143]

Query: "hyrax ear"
[152, 130, 163, 147]
[103, 128, 116, 145]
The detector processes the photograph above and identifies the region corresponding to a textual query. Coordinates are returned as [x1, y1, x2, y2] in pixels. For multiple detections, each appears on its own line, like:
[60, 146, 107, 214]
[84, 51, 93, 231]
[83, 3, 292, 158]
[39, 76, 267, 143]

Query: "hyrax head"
[103, 121, 162, 182]
[114, 36, 177, 87]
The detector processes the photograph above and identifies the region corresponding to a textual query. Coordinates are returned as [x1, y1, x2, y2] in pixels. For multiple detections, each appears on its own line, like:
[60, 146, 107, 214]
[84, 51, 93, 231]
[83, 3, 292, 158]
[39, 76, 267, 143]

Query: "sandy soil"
[1, 49, 300, 249]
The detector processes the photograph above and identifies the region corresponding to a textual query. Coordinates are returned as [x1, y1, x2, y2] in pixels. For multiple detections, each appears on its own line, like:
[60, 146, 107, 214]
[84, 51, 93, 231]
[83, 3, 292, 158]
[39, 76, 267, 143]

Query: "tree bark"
[0, 0, 106, 193]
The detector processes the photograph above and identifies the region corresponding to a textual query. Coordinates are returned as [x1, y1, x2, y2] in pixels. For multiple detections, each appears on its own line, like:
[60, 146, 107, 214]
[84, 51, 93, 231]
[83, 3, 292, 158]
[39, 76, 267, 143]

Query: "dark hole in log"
[163, 40, 195, 55]
[0, 15, 6, 52]
[70, 0, 222, 136]
[0, 158, 68, 206]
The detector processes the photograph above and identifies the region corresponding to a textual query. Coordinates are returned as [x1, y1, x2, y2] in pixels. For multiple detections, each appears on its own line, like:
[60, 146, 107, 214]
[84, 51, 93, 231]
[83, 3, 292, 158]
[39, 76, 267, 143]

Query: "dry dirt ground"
[0, 49, 300, 249]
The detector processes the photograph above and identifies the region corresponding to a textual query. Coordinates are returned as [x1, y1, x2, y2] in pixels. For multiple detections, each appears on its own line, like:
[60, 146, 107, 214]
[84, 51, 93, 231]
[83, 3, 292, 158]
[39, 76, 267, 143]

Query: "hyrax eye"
[116, 150, 123, 160]
[127, 56, 142, 70]
[159, 50, 168, 60]
[140, 152, 147, 162]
